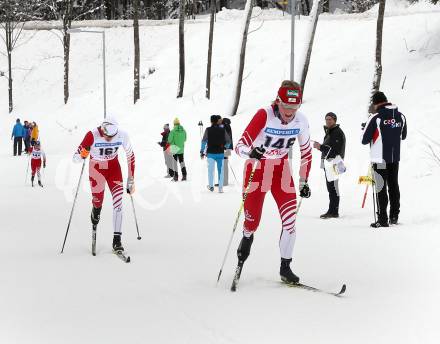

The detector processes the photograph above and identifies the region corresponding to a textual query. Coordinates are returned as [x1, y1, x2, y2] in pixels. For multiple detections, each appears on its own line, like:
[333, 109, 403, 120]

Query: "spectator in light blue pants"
[201, 115, 231, 193]
[208, 154, 225, 191]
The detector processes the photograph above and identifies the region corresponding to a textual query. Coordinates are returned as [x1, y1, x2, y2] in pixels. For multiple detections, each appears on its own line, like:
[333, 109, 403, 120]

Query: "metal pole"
[102, 31, 107, 119]
[67, 29, 107, 119]
[290, 0, 296, 81]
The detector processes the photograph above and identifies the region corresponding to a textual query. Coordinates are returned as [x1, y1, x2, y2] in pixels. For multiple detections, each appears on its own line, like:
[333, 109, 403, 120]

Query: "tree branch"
[14, 30, 39, 50]
[418, 129, 440, 148]
[427, 144, 440, 167]
[248, 20, 264, 35]
[72, 5, 103, 21]
[11, 23, 25, 50]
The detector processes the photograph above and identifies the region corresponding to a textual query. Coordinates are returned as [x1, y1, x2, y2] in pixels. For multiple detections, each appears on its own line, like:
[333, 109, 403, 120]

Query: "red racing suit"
[74, 127, 135, 234]
[235, 105, 312, 259]
[30, 147, 46, 179]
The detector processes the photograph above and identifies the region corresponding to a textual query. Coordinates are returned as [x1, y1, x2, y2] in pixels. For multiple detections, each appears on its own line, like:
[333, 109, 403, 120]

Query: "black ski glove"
[299, 180, 311, 198]
[249, 146, 265, 160]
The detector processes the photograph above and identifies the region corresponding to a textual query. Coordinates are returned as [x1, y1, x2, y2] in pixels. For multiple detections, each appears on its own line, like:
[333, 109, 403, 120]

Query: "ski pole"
[361, 185, 369, 208]
[129, 193, 142, 240]
[25, 154, 31, 185]
[60, 159, 86, 253]
[295, 197, 303, 216]
[371, 164, 378, 224]
[217, 159, 259, 283]
[229, 162, 240, 185]
[41, 162, 46, 183]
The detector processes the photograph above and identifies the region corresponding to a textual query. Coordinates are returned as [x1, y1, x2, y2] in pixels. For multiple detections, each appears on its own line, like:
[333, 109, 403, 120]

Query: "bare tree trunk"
[133, 0, 140, 103]
[7, 53, 13, 113]
[63, 28, 71, 104]
[370, 0, 386, 112]
[58, 0, 103, 105]
[206, 0, 216, 99]
[300, 0, 322, 93]
[1, 0, 42, 112]
[192, 0, 197, 19]
[177, 0, 185, 98]
[6, 23, 13, 113]
[62, 1, 73, 105]
[231, 0, 253, 116]
[300, 0, 311, 15]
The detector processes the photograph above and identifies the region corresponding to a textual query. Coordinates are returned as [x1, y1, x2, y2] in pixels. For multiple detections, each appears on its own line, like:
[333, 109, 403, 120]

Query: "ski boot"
[370, 220, 389, 228]
[237, 234, 254, 265]
[389, 217, 398, 225]
[38, 180, 43, 187]
[280, 258, 300, 285]
[389, 213, 399, 225]
[230, 234, 254, 291]
[31, 176, 34, 187]
[112, 233, 124, 252]
[320, 212, 339, 219]
[91, 207, 102, 225]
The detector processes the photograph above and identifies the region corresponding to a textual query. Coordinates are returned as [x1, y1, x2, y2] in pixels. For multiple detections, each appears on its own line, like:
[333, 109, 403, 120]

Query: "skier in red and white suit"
[234, 80, 312, 284]
[73, 117, 135, 252]
[30, 141, 46, 187]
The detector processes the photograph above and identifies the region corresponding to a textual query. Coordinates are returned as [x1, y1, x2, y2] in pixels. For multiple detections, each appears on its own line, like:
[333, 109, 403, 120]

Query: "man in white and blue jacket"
[361, 91, 407, 227]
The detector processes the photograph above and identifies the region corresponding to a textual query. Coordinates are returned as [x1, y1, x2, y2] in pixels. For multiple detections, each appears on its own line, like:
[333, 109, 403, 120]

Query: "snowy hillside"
[1, 2, 440, 344]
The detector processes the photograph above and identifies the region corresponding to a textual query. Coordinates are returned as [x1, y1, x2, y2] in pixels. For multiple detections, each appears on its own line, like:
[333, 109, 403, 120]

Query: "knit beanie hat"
[371, 91, 388, 105]
[173, 118, 180, 126]
[325, 112, 337, 121]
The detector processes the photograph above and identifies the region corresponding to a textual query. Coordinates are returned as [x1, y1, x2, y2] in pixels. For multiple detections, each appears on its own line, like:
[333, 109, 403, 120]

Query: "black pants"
[13, 137, 23, 156]
[325, 174, 340, 215]
[373, 162, 400, 221]
[172, 153, 187, 179]
[24, 137, 30, 153]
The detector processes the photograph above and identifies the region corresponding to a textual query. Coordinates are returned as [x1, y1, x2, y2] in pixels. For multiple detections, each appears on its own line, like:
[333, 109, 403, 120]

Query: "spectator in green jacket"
[168, 118, 187, 181]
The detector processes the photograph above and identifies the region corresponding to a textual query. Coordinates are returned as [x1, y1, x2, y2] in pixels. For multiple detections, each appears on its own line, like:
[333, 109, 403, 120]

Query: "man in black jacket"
[313, 112, 346, 218]
[361, 91, 407, 227]
[220, 117, 233, 186]
[158, 123, 173, 178]
[200, 115, 231, 193]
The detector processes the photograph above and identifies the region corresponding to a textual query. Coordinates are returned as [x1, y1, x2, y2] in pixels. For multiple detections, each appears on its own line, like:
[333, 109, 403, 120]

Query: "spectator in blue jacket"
[11, 118, 24, 156]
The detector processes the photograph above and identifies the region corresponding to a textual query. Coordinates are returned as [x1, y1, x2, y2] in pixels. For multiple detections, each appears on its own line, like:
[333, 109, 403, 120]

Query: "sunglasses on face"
[279, 101, 300, 110]
[102, 123, 118, 137]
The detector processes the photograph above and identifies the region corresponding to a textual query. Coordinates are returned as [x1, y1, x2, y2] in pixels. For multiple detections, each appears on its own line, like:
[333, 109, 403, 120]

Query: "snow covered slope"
[1, 3, 440, 344]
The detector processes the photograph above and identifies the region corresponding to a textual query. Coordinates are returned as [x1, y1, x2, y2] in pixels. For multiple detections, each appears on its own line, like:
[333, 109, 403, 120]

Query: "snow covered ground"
[1, 2, 440, 343]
